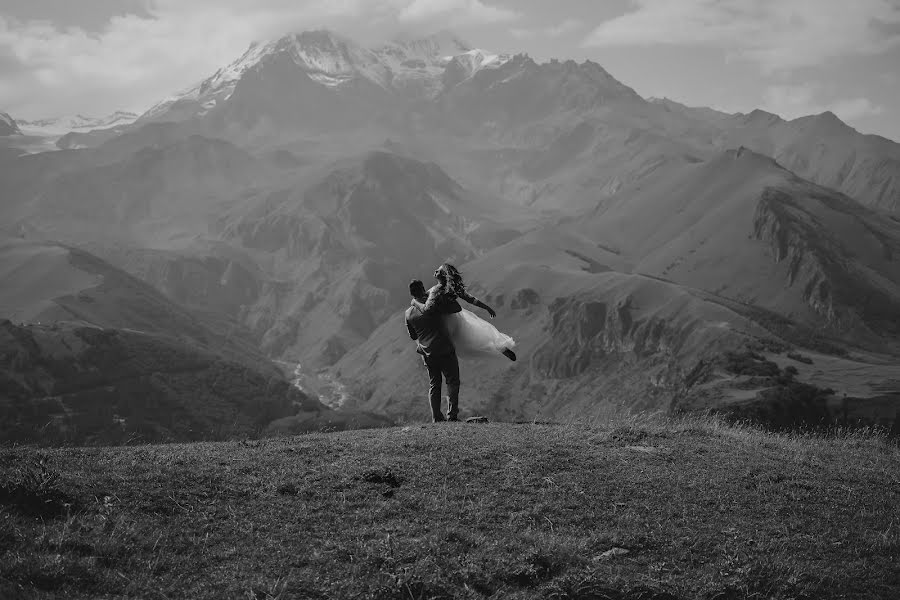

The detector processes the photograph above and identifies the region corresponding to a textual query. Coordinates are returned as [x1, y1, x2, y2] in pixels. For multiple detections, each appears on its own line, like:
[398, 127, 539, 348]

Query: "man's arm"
[405, 315, 418, 340]
[458, 289, 497, 318]
[411, 287, 442, 315]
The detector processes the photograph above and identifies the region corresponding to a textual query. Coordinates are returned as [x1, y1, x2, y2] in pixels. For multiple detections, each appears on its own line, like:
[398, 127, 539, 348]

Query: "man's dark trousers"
[424, 350, 460, 421]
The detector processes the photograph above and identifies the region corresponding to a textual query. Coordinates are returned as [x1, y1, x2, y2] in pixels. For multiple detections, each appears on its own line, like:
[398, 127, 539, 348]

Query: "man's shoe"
[447, 416, 459, 422]
[433, 415, 446, 423]
[502, 348, 517, 362]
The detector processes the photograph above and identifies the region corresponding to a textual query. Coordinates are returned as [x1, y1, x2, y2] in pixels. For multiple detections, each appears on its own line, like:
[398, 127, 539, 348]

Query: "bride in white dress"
[411, 263, 517, 361]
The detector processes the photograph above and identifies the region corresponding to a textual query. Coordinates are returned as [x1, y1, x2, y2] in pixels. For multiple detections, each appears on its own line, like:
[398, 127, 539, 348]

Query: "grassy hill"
[1, 417, 897, 599]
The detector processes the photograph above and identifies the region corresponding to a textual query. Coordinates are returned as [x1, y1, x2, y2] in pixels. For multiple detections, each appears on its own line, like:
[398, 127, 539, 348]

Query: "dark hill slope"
[0, 238, 274, 375]
[1, 421, 896, 599]
[0, 320, 322, 445]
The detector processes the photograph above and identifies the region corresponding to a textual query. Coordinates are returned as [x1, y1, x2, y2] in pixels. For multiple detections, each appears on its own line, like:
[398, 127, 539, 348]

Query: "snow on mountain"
[18, 111, 138, 135]
[140, 30, 506, 124]
[373, 30, 471, 72]
[0, 111, 22, 135]
[373, 32, 511, 96]
[139, 42, 273, 123]
[380, 30, 472, 63]
[279, 30, 391, 88]
[445, 49, 512, 80]
[140, 30, 393, 124]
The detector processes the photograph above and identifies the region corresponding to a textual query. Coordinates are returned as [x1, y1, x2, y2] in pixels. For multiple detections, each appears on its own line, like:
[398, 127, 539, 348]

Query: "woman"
[411, 263, 517, 361]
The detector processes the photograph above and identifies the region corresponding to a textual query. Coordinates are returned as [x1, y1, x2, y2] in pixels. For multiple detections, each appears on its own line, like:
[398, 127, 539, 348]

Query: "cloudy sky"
[2, 0, 900, 141]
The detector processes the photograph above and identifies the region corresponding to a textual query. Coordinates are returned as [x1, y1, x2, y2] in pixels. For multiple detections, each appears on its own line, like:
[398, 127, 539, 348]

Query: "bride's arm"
[458, 289, 497, 319]
[411, 287, 442, 314]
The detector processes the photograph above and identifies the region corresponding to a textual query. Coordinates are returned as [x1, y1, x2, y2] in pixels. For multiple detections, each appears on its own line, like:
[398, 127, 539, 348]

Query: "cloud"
[510, 18, 581, 40]
[582, 0, 900, 71]
[761, 84, 884, 121]
[398, 0, 518, 25]
[0, 0, 518, 118]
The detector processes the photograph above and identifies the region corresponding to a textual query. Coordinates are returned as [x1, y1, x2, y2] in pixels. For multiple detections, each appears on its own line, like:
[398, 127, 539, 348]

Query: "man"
[405, 279, 461, 422]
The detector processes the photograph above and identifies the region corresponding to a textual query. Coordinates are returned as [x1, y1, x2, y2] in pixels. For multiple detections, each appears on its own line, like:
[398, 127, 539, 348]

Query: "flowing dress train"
[443, 309, 515, 359]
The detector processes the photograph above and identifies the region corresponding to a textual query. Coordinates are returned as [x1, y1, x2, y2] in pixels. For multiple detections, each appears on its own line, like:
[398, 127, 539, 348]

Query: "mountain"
[373, 31, 489, 97]
[716, 110, 900, 212]
[0, 237, 396, 443]
[18, 111, 138, 135]
[575, 147, 900, 351]
[334, 213, 900, 426]
[142, 30, 394, 129]
[6, 134, 262, 244]
[329, 148, 900, 422]
[215, 150, 527, 365]
[0, 237, 314, 444]
[332, 228, 770, 420]
[0, 238, 275, 372]
[137, 30, 508, 131]
[0, 112, 22, 136]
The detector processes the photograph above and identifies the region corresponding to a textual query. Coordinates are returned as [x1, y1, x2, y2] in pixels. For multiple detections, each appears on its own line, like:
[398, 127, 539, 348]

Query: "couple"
[405, 264, 516, 422]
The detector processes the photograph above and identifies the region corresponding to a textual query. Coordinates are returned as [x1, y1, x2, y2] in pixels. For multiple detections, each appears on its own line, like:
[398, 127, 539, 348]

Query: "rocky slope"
[575, 147, 900, 351]
[717, 110, 900, 212]
[0, 112, 21, 136]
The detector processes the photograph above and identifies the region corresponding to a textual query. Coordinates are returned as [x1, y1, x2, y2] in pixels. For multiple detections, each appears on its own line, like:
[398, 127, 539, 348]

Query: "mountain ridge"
[0, 112, 22, 136]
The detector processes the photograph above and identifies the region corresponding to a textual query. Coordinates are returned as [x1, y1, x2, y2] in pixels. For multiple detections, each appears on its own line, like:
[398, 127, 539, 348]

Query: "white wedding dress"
[443, 309, 516, 359]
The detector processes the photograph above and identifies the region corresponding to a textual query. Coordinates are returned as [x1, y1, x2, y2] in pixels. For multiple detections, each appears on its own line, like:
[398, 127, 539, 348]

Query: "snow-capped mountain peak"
[140, 29, 393, 122]
[138, 29, 499, 123]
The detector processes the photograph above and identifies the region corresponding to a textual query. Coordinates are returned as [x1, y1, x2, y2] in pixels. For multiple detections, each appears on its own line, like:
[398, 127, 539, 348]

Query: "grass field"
[1, 417, 898, 599]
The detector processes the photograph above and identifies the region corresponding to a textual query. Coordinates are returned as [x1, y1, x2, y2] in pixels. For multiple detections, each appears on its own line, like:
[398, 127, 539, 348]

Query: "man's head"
[409, 279, 427, 301]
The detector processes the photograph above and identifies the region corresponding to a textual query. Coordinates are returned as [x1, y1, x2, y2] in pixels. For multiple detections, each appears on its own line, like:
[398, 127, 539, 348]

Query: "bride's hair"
[436, 263, 466, 296]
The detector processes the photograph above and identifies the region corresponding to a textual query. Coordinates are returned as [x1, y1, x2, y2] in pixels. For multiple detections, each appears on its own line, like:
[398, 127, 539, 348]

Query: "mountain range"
[17, 111, 139, 135]
[1, 29, 898, 439]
